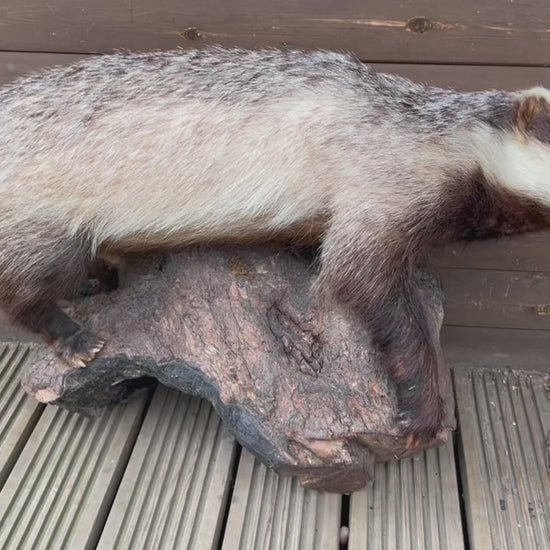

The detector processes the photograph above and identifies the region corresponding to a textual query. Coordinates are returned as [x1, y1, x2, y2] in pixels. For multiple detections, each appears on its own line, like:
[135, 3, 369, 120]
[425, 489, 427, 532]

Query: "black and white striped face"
[473, 87, 550, 204]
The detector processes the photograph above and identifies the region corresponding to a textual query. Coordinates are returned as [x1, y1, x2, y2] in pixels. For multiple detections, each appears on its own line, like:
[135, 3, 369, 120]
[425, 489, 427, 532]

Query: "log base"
[21, 247, 455, 493]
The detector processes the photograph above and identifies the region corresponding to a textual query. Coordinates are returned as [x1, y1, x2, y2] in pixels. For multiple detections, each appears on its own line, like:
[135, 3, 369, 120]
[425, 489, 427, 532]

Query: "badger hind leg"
[0, 228, 104, 368]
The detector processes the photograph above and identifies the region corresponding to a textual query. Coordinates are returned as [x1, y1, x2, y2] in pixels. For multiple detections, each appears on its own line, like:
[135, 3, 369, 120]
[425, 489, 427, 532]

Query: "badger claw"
[52, 330, 104, 368]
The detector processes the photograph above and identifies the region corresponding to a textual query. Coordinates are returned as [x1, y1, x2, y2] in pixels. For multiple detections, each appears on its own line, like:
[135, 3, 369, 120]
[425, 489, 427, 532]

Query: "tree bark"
[21, 246, 455, 492]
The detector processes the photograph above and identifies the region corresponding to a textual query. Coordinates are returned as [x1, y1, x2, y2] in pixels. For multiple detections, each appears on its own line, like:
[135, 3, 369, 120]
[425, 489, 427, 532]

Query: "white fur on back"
[9, 94, 349, 246]
[2, 47, 548, 263]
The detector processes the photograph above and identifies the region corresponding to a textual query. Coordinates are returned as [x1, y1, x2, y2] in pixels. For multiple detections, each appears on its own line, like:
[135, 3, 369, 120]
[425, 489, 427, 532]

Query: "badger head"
[474, 87, 550, 203]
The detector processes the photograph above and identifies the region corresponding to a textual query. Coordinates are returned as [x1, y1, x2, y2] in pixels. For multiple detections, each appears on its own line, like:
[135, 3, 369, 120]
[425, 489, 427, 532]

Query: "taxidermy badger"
[1, 47, 549, 442]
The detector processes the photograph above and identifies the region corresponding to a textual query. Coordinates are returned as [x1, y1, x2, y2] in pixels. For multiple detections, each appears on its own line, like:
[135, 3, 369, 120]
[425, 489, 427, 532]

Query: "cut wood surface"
[21, 247, 454, 492]
[0, 1, 549, 65]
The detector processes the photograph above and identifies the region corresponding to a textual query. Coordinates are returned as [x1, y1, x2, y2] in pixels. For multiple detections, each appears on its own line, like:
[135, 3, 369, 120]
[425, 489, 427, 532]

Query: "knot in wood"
[406, 16, 434, 34]
[182, 27, 202, 40]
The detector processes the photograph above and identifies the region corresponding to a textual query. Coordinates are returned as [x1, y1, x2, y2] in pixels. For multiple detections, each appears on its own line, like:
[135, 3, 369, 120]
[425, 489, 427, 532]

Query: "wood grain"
[0, 52, 84, 86]
[441, 268, 550, 330]
[454, 369, 550, 549]
[374, 64, 550, 91]
[442, 326, 550, 371]
[0, 1, 549, 65]
[1, 51, 549, 91]
[431, 232, 550, 272]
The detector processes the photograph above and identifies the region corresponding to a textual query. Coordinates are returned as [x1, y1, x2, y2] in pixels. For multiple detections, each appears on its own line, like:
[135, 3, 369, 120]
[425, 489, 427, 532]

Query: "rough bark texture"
[21, 246, 455, 492]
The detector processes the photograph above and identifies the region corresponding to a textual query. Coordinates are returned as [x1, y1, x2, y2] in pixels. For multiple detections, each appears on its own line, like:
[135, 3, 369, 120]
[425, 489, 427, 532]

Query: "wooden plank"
[374, 64, 550, 92]
[441, 268, 550, 331]
[431, 232, 550, 272]
[455, 369, 550, 550]
[0, 1, 549, 65]
[0, 343, 42, 490]
[98, 388, 237, 550]
[442, 326, 550, 372]
[348, 438, 463, 550]
[221, 450, 341, 550]
[1, 52, 549, 92]
[0, 52, 84, 87]
[0, 394, 148, 550]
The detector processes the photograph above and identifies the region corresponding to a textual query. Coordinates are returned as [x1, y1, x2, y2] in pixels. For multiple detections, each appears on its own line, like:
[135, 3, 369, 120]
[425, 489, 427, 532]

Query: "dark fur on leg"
[16, 303, 104, 368]
[0, 228, 104, 367]
[318, 213, 444, 442]
[371, 283, 444, 441]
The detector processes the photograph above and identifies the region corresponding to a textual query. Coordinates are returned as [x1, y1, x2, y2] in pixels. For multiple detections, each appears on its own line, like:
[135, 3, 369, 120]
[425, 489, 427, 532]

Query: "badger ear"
[514, 89, 550, 135]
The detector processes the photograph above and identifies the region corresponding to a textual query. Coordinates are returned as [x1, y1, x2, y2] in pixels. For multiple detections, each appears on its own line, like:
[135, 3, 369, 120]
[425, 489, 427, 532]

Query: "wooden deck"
[0, 342, 548, 549]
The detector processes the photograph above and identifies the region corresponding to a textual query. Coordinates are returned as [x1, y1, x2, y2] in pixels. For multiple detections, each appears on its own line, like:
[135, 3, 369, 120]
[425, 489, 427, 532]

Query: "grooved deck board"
[97, 387, 236, 550]
[0, 392, 148, 550]
[348, 439, 463, 550]
[221, 450, 341, 550]
[0, 343, 42, 490]
[455, 369, 550, 550]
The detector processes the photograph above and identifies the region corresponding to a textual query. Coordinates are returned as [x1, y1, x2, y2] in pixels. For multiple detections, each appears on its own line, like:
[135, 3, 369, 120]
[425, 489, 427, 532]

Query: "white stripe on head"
[516, 86, 550, 104]
[472, 87, 550, 203]
[473, 128, 550, 203]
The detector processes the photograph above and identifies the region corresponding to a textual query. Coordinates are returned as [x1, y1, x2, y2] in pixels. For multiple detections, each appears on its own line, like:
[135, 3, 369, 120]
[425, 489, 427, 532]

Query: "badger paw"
[52, 329, 104, 368]
[395, 385, 444, 449]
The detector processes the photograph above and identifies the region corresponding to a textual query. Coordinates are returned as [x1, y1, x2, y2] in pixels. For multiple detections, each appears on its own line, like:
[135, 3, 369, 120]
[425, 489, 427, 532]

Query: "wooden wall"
[1, 1, 550, 367]
[0, 0, 549, 65]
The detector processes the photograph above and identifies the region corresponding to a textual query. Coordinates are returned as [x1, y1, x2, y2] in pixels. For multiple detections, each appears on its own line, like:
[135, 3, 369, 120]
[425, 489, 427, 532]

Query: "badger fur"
[1, 47, 550, 441]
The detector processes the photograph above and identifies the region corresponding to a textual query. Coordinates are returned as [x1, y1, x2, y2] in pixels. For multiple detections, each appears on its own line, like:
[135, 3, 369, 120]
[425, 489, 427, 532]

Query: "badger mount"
[21, 246, 455, 493]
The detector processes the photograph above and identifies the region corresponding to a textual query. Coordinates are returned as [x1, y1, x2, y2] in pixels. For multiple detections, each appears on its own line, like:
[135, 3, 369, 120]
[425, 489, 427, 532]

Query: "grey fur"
[0, 47, 513, 137]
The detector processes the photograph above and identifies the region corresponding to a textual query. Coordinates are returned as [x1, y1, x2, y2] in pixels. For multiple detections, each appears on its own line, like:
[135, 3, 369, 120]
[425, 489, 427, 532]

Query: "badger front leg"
[0, 227, 104, 368]
[318, 211, 445, 443]
[20, 303, 104, 368]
